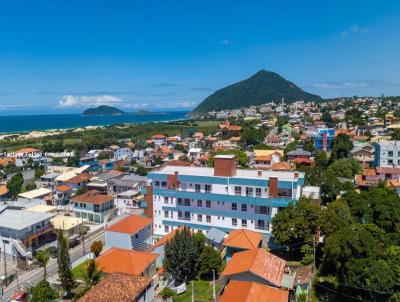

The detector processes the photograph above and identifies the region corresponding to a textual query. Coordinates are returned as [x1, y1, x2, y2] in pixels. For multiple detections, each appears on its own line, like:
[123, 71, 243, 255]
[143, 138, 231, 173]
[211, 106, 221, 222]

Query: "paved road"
[1, 228, 105, 302]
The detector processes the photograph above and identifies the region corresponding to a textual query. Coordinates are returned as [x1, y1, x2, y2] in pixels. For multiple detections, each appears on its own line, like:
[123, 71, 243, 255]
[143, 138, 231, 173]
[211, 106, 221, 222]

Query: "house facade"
[144, 155, 305, 237]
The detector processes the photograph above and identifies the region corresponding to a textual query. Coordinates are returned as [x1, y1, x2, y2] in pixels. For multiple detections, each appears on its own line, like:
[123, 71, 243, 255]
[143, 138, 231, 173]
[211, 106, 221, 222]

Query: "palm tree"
[35, 247, 51, 278]
[84, 260, 102, 290]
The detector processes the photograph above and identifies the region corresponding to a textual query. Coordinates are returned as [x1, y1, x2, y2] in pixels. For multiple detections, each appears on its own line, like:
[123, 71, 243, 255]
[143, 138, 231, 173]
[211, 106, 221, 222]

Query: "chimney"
[214, 155, 237, 177]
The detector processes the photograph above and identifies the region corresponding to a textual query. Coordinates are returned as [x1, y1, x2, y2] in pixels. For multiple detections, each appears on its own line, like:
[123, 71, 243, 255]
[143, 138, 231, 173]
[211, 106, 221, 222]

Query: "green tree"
[7, 172, 24, 199]
[330, 134, 353, 161]
[29, 279, 59, 302]
[240, 128, 265, 146]
[90, 241, 103, 257]
[321, 224, 379, 279]
[385, 245, 400, 287]
[35, 248, 51, 278]
[320, 200, 353, 237]
[322, 111, 333, 124]
[194, 232, 206, 255]
[76, 186, 88, 196]
[83, 259, 102, 289]
[208, 150, 249, 168]
[198, 245, 223, 279]
[34, 164, 45, 179]
[164, 228, 200, 283]
[315, 151, 328, 169]
[272, 198, 320, 247]
[57, 230, 76, 298]
[135, 165, 147, 176]
[97, 151, 113, 160]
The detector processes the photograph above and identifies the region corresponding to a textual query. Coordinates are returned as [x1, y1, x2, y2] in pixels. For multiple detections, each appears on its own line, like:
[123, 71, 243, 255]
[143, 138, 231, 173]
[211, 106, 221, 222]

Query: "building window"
[178, 198, 190, 206]
[256, 188, 262, 198]
[389, 151, 394, 157]
[164, 197, 169, 204]
[195, 184, 201, 192]
[185, 211, 190, 220]
[161, 181, 167, 188]
[164, 211, 169, 218]
[232, 203, 237, 211]
[198, 214, 202, 222]
[255, 206, 270, 214]
[154, 181, 160, 187]
[232, 218, 237, 226]
[242, 219, 247, 227]
[205, 184, 211, 193]
[234, 186, 241, 195]
[206, 200, 211, 208]
[197, 200, 202, 207]
[241, 204, 247, 212]
[246, 187, 253, 197]
[164, 225, 169, 233]
[206, 215, 211, 223]
[389, 159, 394, 165]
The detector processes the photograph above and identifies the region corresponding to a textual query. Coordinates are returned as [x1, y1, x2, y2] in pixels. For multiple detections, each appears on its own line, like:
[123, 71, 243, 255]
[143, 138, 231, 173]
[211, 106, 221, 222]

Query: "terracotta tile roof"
[78, 273, 151, 302]
[164, 160, 191, 167]
[160, 146, 172, 154]
[107, 215, 152, 234]
[255, 155, 272, 162]
[0, 185, 9, 196]
[220, 280, 289, 302]
[230, 136, 241, 142]
[227, 125, 242, 131]
[362, 168, 377, 176]
[16, 147, 40, 153]
[148, 226, 184, 251]
[293, 265, 313, 286]
[293, 158, 315, 165]
[96, 248, 158, 276]
[221, 248, 286, 287]
[388, 179, 400, 188]
[0, 158, 15, 166]
[223, 229, 262, 250]
[57, 185, 72, 192]
[65, 173, 92, 184]
[73, 191, 114, 205]
[376, 167, 400, 175]
[271, 162, 291, 171]
[152, 134, 166, 139]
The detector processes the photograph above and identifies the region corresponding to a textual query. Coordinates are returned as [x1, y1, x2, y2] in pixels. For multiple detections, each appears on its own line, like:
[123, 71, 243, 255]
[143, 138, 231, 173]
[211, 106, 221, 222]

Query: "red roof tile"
[221, 248, 286, 287]
[106, 215, 152, 234]
[73, 191, 114, 205]
[223, 229, 262, 250]
[78, 273, 151, 302]
[220, 280, 289, 302]
[96, 248, 158, 276]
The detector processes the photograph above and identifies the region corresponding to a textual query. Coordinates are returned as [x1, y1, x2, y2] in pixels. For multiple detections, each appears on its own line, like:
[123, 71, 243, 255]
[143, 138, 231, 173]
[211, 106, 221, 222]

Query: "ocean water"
[0, 111, 189, 133]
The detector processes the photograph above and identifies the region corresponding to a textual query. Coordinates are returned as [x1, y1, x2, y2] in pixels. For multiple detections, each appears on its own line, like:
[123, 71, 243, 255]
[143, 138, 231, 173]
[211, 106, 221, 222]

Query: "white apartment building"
[143, 155, 305, 238]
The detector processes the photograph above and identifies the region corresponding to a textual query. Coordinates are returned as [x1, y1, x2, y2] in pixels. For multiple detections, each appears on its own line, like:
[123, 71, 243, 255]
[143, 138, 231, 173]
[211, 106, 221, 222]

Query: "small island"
[82, 105, 125, 116]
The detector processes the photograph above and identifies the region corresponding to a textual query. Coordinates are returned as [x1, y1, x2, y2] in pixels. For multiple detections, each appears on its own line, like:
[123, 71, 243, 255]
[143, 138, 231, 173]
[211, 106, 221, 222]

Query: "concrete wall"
[105, 231, 131, 249]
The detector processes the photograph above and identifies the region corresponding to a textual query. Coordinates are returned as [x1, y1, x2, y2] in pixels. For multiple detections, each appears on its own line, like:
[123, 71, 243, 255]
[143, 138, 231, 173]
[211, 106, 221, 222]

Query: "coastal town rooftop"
[150, 165, 304, 181]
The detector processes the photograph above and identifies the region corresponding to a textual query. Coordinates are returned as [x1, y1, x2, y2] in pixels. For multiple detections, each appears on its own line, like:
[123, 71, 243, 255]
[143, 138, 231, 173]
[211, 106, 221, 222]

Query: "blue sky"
[0, 1, 400, 115]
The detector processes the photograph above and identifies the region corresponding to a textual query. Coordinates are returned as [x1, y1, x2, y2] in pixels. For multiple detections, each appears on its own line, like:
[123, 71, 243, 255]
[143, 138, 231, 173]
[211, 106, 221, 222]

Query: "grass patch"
[72, 260, 88, 280]
[172, 280, 221, 302]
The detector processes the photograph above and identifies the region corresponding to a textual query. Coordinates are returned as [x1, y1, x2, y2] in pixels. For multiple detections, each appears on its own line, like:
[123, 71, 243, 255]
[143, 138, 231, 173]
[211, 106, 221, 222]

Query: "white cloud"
[155, 101, 197, 108]
[313, 81, 369, 89]
[57, 95, 122, 108]
[220, 39, 236, 45]
[341, 25, 370, 37]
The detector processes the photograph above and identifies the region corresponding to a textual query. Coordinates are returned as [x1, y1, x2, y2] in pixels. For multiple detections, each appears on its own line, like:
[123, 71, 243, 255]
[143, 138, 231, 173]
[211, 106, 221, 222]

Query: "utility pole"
[191, 281, 194, 302]
[2, 242, 6, 286]
[212, 269, 216, 302]
[81, 217, 86, 256]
